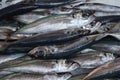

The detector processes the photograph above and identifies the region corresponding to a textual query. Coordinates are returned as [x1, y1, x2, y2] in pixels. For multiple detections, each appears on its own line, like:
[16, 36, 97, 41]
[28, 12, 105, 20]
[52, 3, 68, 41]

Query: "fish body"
[16, 14, 94, 34]
[0, 53, 25, 64]
[28, 34, 105, 59]
[83, 58, 120, 80]
[3, 60, 79, 74]
[0, 73, 71, 80]
[75, 3, 120, 12]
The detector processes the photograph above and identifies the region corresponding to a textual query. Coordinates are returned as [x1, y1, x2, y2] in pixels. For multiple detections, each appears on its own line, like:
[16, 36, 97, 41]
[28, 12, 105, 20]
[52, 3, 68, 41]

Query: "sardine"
[94, 12, 120, 17]
[1, 51, 115, 76]
[70, 52, 115, 68]
[93, 16, 120, 25]
[0, 0, 24, 9]
[82, 58, 120, 80]
[0, 4, 39, 20]
[16, 14, 95, 34]
[15, 12, 49, 24]
[28, 34, 107, 59]
[0, 55, 32, 70]
[2, 59, 79, 74]
[0, 73, 72, 80]
[24, 0, 73, 8]
[0, 53, 25, 64]
[75, 3, 120, 12]
[91, 44, 120, 55]
[0, 27, 93, 54]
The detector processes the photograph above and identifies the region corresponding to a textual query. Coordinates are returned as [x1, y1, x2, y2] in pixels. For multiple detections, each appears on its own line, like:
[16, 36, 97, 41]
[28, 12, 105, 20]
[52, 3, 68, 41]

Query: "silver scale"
[0, 0, 23, 9]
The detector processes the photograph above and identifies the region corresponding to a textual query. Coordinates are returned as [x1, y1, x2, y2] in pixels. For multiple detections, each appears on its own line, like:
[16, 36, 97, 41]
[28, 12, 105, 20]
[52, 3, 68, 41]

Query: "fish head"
[28, 46, 58, 58]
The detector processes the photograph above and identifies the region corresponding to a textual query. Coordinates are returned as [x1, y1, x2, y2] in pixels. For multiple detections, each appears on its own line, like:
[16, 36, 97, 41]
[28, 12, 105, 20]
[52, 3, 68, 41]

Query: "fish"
[0, 0, 74, 20]
[2, 59, 79, 74]
[0, 0, 24, 9]
[1, 51, 115, 76]
[75, 3, 120, 12]
[15, 12, 49, 24]
[0, 55, 32, 70]
[16, 13, 95, 34]
[0, 27, 93, 54]
[91, 44, 120, 55]
[93, 16, 120, 25]
[28, 34, 108, 59]
[23, 0, 73, 8]
[94, 12, 120, 17]
[0, 4, 39, 20]
[0, 73, 72, 80]
[90, 22, 120, 34]
[70, 52, 115, 68]
[82, 58, 120, 80]
[0, 53, 25, 64]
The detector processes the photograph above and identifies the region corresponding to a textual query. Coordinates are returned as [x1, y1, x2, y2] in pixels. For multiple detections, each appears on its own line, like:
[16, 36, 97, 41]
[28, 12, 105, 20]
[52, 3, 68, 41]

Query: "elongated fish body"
[70, 52, 115, 68]
[89, 22, 120, 34]
[0, 55, 32, 70]
[0, 71, 13, 78]
[0, 27, 93, 53]
[93, 16, 120, 25]
[0, 0, 24, 9]
[4, 46, 34, 54]
[16, 14, 95, 34]
[1, 52, 115, 76]
[24, 0, 73, 8]
[0, 73, 71, 80]
[0, 4, 39, 20]
[94, 12, 120, 17]
[28, 34, 108, 59]
[3, 59, 79, 74]
[15, 12, 49, 24]
[75, 3, 120, 12]
[82, 58, 120, 80]
[0, 53, 25, 64]
[91, 44, 120, 55]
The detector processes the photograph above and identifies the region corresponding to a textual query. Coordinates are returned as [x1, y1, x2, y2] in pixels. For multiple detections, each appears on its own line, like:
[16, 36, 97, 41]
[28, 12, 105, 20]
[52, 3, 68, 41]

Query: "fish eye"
[36, 51, 44, 57]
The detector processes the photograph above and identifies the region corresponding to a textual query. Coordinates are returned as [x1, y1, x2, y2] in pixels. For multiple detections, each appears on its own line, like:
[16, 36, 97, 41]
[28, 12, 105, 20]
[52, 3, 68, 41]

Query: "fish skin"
[16, 14, 95, 34]
[28, 34, 109, 59]
[0, 53, 25, 64]
[0, 4, 39, 20]
[0, 73, 72, 80]
[91, 44, 120, 55]
[82, 58, 120, 80]
[94, 12, 120, 17]
[70, 52, 115, 68]
[0, 27, 93, 54]
[75, 3, 120, 12]
[2, 59, 79, 74]
[1, 51, 115, 77]
[0, 55, 32, 70]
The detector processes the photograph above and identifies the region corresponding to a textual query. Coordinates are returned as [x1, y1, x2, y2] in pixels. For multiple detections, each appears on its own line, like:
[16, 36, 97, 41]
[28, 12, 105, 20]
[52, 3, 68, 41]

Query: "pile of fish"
[0, 0, 120, 80]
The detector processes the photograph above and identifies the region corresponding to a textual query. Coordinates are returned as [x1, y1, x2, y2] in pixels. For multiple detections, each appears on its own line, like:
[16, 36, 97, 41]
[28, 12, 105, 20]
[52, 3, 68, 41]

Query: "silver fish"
[3, 59, 79, 74]
[70, 52, 115, 68]
[94, 12, 120, 17]
[0, 73, 71, 80]
[0, 55, 32, 70]
[91, 44, 120, 55]
[0, 0, 24, 9]
[0, 53, 25, 64]
[82, 58, 120, 80]
[15, 12, 49, 24]
[16, 13, 95, 34]
[75, 3, 120, 12]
